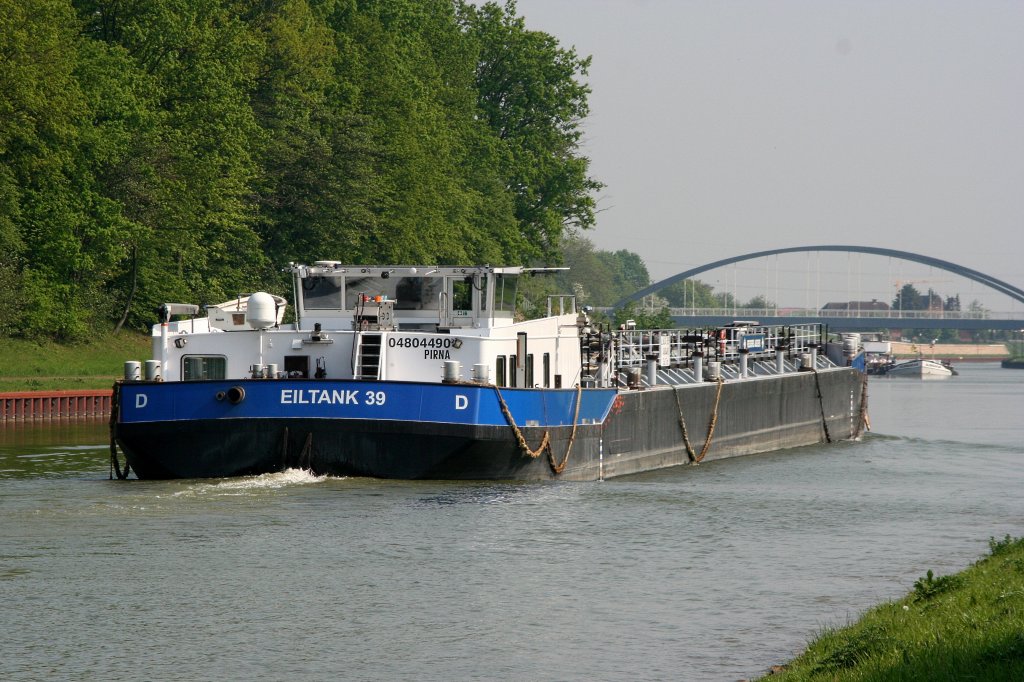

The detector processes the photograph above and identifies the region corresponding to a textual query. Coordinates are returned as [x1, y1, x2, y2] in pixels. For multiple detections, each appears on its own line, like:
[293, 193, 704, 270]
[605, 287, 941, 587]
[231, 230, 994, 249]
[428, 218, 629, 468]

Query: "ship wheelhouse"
[292, 263, 522, 333]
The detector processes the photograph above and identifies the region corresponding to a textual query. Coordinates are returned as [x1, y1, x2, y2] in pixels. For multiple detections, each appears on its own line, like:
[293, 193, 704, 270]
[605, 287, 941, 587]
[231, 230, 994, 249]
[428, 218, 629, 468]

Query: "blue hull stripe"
[118, 381, 619, 427]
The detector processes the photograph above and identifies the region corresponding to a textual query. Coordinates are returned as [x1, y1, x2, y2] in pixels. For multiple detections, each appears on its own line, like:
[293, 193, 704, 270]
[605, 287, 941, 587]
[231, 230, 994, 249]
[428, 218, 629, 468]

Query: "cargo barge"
[111, 263, 867, 480]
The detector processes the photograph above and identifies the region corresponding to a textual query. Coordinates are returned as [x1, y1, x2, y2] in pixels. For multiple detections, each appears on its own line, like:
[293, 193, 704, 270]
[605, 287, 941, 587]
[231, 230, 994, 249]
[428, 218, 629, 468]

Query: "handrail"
[612, 307, 1016, 320]
[438, 291, 448, 326]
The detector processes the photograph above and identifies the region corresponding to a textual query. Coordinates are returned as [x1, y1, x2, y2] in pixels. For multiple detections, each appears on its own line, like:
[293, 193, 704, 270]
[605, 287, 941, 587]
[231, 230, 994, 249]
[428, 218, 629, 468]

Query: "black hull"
[116, 368, 866, 481]
[117, 418, 600, 481]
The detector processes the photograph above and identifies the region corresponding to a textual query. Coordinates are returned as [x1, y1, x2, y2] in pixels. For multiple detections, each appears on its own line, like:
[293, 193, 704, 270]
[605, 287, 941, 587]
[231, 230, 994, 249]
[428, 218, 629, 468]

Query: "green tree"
[555, 236, 651, 308]
[893, 283, 924, 311]
[1, 0, 606, 340]
[613, 302, 674, 330]
[76, 0, 269, 329]
[660, 279, 721, 308]
[0, 0, 105, 338]
[741, 294, 775, 310]
[515, 236, 653, 317]
[458, 0, 602, 261]
[288, 0, 523, 268]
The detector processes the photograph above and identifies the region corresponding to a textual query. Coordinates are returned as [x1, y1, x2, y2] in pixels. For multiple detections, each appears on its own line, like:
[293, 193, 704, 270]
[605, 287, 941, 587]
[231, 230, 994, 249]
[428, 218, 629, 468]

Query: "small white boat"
[884, 357, 955, 379]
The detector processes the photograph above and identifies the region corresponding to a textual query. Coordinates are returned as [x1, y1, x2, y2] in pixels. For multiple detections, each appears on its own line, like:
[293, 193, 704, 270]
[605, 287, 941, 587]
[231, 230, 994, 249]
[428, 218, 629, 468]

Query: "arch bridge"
[613, 245, 1024, 331]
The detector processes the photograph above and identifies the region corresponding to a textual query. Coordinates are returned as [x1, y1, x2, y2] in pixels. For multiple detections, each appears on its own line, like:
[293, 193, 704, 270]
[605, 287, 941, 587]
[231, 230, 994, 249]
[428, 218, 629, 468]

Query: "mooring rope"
[494, 384, 583, 475]
[549, 385, 584, 474]
[108, 382, 130, 480]
[673, 378, 724, 464]
[672, 387, 697, 461]
[812, 369, 833, 443]
[698, 379, 725, 463]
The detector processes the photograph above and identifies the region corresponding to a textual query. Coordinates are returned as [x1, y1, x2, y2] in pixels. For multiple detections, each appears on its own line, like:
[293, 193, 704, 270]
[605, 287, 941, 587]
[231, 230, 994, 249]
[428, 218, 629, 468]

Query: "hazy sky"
[512, 0, 1024, 310]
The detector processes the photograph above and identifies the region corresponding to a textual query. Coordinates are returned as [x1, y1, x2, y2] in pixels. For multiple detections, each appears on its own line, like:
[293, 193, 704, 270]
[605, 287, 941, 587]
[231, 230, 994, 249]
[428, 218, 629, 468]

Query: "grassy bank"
[0, 333, 151, 392]
[759, 536, 1024, 681]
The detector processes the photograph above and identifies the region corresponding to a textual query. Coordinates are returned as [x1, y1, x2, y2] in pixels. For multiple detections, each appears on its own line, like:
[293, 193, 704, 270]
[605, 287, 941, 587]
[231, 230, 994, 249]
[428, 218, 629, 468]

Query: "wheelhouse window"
[182, 356, 227, 381]
[493, 274, 518, 315]
[301, 276, 342, 309]
[479, 275, 489, 311]
[393, 276, 443, 310]
[451, 277, 473, 313]
[344, 275, 446, 310]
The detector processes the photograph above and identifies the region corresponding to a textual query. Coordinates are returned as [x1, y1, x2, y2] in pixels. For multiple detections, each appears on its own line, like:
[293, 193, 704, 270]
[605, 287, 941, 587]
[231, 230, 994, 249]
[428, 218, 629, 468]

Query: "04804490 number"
[387, 336, 456, 349]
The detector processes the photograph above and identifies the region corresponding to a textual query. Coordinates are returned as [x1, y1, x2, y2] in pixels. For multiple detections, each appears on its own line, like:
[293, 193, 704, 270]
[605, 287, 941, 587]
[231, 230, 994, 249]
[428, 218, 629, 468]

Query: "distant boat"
[861, 339, 894, 375]
[884, 357, 955, 379]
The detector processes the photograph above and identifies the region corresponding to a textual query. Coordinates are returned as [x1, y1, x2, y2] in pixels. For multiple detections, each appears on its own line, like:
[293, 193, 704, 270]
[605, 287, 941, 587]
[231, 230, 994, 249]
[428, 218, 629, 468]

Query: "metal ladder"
[354, 333, 383, 380]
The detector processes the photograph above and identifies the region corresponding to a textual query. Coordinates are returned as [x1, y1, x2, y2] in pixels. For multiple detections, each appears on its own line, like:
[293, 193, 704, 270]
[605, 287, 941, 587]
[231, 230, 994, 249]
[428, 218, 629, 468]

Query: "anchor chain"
[494, 384, 582, 475]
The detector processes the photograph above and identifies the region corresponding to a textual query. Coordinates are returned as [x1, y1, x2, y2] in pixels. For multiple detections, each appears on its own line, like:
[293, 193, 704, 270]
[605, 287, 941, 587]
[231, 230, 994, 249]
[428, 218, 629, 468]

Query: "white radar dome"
[246, 292, 278, 330]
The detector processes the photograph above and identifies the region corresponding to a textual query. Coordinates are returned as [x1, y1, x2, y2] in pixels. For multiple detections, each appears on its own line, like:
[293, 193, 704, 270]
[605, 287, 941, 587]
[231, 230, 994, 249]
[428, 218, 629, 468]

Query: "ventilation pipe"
[646, 354, 659, 387]
[691, 350, 703, 383]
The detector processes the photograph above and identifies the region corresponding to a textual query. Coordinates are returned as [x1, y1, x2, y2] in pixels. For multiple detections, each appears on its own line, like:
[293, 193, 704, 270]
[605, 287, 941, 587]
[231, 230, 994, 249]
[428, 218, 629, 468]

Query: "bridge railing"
[664, 307, 1009, 320]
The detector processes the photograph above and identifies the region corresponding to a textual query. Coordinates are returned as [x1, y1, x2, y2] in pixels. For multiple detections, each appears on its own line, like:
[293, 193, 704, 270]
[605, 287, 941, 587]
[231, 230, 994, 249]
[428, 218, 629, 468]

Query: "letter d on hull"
[455, 394, 469, 410]
[135, 393, 148, 409]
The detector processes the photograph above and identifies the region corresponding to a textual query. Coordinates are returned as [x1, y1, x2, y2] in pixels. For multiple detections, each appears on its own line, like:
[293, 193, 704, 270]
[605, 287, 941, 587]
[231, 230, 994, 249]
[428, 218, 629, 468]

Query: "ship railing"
[610, 323, 827, 371]
[546, 295, 577, 317]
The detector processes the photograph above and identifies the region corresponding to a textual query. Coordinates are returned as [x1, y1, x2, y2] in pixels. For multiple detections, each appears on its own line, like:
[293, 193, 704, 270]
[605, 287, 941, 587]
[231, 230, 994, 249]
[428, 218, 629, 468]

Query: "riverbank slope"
[0, 334, 150, 392]
[757, 536, 1024, 680]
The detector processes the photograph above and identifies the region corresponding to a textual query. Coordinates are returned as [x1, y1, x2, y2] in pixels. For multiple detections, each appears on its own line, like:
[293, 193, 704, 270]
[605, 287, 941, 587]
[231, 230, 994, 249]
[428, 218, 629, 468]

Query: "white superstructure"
[151, 264, 587, 388]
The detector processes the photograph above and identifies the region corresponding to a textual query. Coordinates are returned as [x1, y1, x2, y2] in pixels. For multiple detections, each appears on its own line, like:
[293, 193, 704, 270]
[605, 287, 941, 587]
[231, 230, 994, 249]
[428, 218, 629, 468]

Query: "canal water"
[2, 363, 1022, 681]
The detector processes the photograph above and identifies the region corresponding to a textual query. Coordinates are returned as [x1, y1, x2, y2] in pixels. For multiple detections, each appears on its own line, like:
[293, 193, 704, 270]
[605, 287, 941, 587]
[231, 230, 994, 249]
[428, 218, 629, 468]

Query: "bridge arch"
[613, 245, 1024, 309]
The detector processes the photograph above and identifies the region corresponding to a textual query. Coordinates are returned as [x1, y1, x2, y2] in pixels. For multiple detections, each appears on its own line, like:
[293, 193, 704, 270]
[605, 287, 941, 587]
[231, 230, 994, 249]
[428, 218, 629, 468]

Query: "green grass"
[759, 536, 1024, 681]
[0, 332, 151, 392]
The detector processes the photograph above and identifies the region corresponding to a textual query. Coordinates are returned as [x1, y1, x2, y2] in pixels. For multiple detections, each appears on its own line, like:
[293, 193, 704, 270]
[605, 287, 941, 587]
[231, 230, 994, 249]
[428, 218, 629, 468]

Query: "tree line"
[0, 0, 602, 340]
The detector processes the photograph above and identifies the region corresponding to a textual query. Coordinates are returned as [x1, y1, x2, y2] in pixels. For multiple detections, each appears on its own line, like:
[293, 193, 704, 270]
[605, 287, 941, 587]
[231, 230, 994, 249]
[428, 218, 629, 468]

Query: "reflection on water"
[0, 420, 108, 479]
[1, 364, 1023, 681]
[0, 419, 108, 447]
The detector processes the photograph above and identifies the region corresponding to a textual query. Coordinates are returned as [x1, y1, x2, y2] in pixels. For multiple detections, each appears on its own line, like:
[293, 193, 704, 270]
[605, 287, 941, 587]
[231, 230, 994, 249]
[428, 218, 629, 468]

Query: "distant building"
[821, 300, 891, 312]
